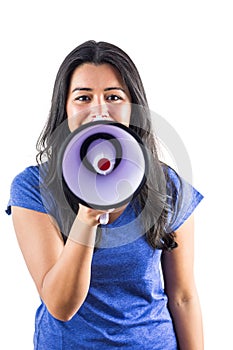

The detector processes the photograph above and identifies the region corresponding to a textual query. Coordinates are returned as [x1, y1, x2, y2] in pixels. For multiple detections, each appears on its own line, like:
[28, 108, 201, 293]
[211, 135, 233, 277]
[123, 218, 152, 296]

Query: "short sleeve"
[165, 166, 203, 233]
[5, 166, 47, 215]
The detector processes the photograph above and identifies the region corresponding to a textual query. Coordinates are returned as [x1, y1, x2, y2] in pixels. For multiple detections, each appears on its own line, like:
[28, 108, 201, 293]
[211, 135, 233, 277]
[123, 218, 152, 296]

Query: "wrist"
[68, 218, 97, 248]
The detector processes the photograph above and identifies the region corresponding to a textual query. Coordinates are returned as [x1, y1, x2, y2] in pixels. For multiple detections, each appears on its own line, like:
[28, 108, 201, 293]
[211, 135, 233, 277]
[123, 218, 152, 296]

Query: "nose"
[90, 104, 111, 121]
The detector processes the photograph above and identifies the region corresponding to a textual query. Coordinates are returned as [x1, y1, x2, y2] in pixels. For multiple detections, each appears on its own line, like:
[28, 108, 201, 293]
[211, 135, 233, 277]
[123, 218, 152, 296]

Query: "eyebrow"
[104, 87, 125, 93]
[71, 87, 126, 93]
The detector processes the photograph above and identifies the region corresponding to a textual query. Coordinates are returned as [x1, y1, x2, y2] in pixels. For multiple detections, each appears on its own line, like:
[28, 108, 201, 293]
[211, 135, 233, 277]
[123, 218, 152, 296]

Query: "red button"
[98, 158, 111, 171]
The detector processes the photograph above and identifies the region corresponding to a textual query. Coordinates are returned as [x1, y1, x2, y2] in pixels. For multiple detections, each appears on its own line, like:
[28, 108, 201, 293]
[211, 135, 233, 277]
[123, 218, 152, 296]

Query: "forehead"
[69, 63, 125, 87]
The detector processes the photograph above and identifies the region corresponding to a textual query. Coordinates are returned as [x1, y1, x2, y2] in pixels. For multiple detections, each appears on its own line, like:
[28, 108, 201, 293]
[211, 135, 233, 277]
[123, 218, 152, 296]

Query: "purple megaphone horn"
[59, 120, 148, 223]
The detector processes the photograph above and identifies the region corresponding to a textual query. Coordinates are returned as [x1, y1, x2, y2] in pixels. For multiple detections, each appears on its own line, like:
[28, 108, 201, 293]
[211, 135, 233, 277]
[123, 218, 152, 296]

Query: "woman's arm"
[161, 214, 204, 350]
[11, 205, 102, 321]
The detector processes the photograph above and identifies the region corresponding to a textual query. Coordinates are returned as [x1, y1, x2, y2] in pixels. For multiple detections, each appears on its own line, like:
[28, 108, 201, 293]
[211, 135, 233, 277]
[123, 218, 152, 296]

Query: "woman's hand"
[76, 204, 112, 227]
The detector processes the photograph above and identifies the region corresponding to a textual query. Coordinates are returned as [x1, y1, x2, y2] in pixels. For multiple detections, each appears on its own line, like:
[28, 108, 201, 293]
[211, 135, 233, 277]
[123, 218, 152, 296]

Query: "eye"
[106, 94, 123, 101]
[74, 95, 91, 102]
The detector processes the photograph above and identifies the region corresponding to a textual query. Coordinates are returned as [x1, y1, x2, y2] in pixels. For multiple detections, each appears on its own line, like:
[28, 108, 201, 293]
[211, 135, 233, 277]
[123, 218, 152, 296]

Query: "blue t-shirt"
[6, 165, 203, 350]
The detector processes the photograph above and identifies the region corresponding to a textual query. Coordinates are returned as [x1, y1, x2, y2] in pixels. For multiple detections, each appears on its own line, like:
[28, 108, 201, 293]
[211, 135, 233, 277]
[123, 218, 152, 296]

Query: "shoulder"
[12, 165, 40, 185]
[162, 163, 182, 189]
[10, 165, 41, 199]
[162, 162, 203, 202]
[6, 165, 47, 215]
[161, 163, 204, 233]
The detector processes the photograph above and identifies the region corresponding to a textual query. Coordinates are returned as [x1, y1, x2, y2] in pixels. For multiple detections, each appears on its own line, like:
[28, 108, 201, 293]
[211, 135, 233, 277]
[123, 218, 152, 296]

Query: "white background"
[1, 1, 232, 349]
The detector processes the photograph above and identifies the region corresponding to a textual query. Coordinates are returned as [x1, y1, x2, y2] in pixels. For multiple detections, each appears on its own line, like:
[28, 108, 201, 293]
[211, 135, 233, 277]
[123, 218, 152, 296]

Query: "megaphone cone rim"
[58, 120, 149, 211]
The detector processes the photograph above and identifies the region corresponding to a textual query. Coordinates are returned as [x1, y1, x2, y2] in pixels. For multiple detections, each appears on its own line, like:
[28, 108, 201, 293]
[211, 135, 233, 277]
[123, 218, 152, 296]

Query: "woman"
[6, 40, 204, 349]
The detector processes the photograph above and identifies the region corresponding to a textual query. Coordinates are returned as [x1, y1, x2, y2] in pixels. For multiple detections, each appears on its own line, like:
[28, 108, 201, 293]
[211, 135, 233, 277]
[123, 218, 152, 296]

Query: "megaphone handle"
[99, 212, 109, 225]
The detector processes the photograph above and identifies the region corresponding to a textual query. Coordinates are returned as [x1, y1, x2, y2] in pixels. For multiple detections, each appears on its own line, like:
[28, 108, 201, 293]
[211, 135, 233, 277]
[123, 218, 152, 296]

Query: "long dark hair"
[36, 40, 178, 250]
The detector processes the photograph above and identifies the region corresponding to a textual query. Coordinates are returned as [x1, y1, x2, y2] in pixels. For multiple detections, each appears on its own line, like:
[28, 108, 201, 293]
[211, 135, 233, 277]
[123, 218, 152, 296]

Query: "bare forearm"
[41, 219, 97, 321]
[169, 294, 204, 350]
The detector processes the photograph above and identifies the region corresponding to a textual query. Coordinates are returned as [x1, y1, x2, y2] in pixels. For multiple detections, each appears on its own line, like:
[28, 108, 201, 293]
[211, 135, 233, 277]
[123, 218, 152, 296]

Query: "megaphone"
[59, 120, 148, 223]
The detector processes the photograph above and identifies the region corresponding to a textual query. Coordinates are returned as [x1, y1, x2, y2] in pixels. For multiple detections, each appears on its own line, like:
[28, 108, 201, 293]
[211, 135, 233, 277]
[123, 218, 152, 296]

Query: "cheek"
[110, 104, 131, 126]
[66, 100, 91, 131]
[66, 102, 83, 131]
[67, 118, 80, 132]
[66, 100, 73, 120]
[66, 102, 78, 131]
[66, 99, 79, 119]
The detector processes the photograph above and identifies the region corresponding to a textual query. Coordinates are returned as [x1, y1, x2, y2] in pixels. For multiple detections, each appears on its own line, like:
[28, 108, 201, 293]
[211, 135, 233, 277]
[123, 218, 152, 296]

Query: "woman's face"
[66, 63, 132, 130]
